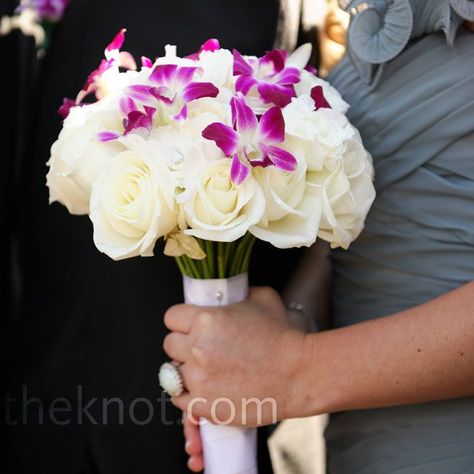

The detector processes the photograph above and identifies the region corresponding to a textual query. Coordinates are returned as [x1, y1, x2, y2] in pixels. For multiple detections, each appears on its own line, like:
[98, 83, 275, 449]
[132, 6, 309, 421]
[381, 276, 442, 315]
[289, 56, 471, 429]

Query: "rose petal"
[230, 153, 251, 184]
[182, 81, 219, 102]
[265, 145, 297, 172]
[202, 122, 240, 155]
[257, 106, 285, 144]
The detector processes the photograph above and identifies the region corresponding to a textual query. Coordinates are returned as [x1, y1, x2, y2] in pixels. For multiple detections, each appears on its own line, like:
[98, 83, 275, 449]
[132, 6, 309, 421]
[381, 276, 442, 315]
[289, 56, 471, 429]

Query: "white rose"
[183, 159, 265, 242]
[46, 97, 124, 215]
[90, 134, 178, 260]
[295, 70, 349, 114]
[283, 95, 354, 171]
[250, 157, 321, 248]
[307, 141, 375, 249]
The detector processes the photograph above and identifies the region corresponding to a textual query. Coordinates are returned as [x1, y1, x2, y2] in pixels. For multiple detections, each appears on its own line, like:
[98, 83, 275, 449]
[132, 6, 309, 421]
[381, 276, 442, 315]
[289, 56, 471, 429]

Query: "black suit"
[3, 1, 304, 472]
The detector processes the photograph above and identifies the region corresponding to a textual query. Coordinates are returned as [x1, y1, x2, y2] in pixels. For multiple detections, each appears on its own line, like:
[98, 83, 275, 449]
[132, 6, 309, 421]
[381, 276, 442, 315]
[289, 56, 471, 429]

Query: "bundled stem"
[175, 234, 256, 279]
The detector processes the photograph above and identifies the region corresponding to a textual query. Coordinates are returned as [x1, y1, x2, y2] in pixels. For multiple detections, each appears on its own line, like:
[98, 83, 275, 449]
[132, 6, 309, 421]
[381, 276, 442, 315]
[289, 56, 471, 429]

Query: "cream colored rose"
[283, 95, 354, 171]
[295, 71, 349, 114]
[183, 159, 265, 242]
[46, 97, 123, 215]
[250, 156, 321, 248]
[90, 134, 178, 260]
[307, 137, 375, 249]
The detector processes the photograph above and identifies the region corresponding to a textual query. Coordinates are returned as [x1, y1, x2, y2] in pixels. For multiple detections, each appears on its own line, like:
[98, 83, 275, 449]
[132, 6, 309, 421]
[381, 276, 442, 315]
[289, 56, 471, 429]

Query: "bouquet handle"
[183, 274, 258, 474]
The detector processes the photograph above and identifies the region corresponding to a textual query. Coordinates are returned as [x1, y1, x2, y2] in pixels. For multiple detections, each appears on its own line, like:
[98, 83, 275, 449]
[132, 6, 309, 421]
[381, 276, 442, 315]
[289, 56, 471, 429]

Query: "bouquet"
[47, 30, 376, 474]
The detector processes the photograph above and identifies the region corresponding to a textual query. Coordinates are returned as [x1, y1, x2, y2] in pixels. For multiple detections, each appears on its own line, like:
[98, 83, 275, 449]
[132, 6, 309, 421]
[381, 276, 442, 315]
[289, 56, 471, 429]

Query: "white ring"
[159, 362, 184, 397]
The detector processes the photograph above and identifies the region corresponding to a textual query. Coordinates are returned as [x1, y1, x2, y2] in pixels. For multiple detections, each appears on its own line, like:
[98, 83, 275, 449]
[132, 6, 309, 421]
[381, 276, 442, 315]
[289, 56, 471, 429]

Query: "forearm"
[293, 281, 474, 417]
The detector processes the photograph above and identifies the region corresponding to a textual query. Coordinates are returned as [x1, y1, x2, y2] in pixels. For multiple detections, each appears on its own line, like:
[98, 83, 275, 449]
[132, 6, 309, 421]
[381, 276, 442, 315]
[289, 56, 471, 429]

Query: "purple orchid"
[18, 0, 68, 21]
[202, 94, 297, 184]
[232, 48, 301, 108]
[186, 38, 220, 60]
[124, 64, 219, 123]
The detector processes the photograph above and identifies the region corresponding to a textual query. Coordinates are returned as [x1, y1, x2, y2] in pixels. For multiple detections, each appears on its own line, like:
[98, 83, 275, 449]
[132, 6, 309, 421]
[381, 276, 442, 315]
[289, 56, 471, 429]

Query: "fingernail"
[185, 441, 191, 453]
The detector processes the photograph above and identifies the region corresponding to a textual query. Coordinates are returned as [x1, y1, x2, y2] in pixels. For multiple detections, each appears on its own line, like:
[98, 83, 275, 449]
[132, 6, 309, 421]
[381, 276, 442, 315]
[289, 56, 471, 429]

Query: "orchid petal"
[126, 85, 155, 102]
[105, 28, 126, 57]
[257, 106, 285, 143]
[141, 56, 153, 68]
[258, 82, 294, 107]
[118, 51, 137, 71]
[120, 96, 138, 114]
[276, 67, 301, 86]
[305, 64, 317, 75]
[182, 82, 219, 102]
[286, 43, 312, 69]
[175, 66, 200, 85]
[97, 131, 120, 142]
[235, 75, 257, 95]
[232, 49, 253, 76]
[202, 123, 240, 156]
[230, 154, 251, 185]
[149, 64, 178, 84]
[231, 94, 257, 141]
[123, 106, 155, 134]
[200, 38, 220, 52]
[58, 98, 76, 118]
[265, 145, 297, 172]
[311, 85, 331, 110]
[259, 49, 287, 74]
[172, 105, 188, 122]
[186, 38, 220, 60]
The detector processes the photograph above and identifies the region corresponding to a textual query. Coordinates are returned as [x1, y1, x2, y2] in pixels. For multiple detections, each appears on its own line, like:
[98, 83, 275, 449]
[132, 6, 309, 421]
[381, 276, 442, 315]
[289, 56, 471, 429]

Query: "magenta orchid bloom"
[58, 29, 137, 118]
[18, 0, 69, 21]
[124, 64, 219, 123]
[232, 48, 301, 108]
[186, 38, 220, 60]
[202, 94, 297, 184]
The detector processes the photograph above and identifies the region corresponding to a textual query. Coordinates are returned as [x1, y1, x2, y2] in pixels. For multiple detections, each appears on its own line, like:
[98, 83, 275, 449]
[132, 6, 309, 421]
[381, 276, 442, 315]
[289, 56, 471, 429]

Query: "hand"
[163, 287, 307, 471]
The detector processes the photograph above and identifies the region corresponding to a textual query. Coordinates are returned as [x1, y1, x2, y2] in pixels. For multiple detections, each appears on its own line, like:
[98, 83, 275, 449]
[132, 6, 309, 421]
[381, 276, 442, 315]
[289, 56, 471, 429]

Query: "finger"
[171, 393, 207, 418]
[184, 415, 202, 456]
[164, 304, 198, 333]
[163, 332, 192, 362]
[188, 454, 204, 473]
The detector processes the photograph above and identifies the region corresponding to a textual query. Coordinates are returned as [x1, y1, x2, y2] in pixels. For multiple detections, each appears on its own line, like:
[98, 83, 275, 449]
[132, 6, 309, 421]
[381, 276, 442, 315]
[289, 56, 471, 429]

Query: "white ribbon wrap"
[183, 273, 258, 474]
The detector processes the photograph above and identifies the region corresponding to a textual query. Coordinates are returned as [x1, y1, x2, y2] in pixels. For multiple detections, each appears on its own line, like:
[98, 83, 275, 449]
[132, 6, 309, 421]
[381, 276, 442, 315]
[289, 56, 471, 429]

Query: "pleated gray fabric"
[324, 3, 474, 472]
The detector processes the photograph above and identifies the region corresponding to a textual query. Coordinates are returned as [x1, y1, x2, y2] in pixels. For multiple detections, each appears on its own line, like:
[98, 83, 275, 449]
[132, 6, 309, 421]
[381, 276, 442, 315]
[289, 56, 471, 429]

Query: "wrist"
[285, 331, 344, 418]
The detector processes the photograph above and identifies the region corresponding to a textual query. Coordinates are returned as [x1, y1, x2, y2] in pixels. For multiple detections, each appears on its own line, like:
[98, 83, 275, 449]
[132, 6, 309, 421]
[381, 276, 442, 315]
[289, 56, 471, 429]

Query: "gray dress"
[325, 1, 474, 472]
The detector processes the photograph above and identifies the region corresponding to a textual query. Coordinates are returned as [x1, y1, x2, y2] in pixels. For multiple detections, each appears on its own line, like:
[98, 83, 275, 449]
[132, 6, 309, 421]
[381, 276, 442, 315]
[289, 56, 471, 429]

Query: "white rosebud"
[46, 96, 124, 215]
[183, 159, 265, 242]
[250, 157, 321, 248]
[283, 95, 354, 171]
[90, 134, 178, 260]
[307, 139, 375, 249]
[295, 71, 349, 114]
